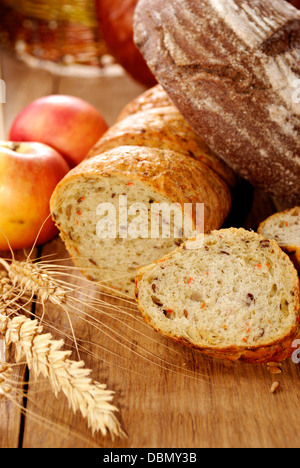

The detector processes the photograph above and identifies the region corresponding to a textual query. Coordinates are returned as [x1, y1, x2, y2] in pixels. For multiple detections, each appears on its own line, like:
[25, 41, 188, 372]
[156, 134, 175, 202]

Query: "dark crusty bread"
[135, 228, 300, 364]
[134, 0, 300, 205]
[258, 207, 300, 271]
[50, 146, 231, 297]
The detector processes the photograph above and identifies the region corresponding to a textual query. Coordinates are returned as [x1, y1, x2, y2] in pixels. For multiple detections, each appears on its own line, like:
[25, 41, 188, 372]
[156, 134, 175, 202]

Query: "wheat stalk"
[0, 259, 126, 438]
[1, 257, 210, 381]
[1, 314, 125, 438]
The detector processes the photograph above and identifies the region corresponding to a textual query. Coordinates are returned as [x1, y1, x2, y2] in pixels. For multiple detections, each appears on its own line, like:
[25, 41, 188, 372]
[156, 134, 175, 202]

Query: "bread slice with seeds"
[135, 228, 300, 363]
[258, 207, 300, 271]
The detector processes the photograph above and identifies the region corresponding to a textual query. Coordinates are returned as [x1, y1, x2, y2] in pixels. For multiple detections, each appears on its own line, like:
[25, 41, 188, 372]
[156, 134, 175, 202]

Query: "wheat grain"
[0, 363, 13, 397]
[3, 314, 125, 438]
[0, 259, 67, 306]
[0, 270, 18, 313]
[9, 261, 67, 306]
[270, 381, 280, 393]
[0, 313, 9, 335]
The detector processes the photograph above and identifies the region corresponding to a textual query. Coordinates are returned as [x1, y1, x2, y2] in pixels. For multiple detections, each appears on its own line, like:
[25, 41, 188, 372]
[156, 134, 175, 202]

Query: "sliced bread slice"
[258, 207, 300, 271]
[135, 228, 300, 363]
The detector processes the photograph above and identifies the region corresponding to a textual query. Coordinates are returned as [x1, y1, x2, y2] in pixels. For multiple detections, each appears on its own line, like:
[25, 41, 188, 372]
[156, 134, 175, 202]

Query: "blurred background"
[0, 0, 159, 140]
[0, 0, 156, 86]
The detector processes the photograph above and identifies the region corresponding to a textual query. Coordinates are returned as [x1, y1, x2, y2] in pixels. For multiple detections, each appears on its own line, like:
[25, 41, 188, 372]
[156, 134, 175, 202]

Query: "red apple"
[96, 0, 157, 87]
[9, 95, 108, 168]
[0, 141, 69, 251]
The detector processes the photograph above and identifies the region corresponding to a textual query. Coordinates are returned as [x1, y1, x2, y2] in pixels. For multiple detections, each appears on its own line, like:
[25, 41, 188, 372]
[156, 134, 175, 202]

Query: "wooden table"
[0, 48, 300, 449]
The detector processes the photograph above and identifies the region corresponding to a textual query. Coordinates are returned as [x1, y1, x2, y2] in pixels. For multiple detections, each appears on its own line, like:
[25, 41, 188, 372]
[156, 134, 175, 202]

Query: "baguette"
[258, 207, 300, 271]
[135, 228, 300, 364]
[134, 0, 300, 204]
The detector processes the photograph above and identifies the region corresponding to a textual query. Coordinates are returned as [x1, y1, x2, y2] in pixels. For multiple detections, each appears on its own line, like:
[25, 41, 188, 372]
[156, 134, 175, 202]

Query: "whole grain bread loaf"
[135, 228, 300, 364]
[134, 0, 300, 205]
[258, 207, 300, 271]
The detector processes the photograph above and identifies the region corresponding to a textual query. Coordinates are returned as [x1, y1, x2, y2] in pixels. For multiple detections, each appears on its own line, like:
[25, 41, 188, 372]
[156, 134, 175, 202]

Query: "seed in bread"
[258, 207, 300, 271]
[135, 228, 300, 364]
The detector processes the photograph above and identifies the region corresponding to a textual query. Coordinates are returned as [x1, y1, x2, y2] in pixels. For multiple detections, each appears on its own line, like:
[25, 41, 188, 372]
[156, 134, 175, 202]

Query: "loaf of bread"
[134, 0, 300, 205]
[135, 228, 300, 364]
[50, 146, 231, 297]
[258, 207, 300, 271]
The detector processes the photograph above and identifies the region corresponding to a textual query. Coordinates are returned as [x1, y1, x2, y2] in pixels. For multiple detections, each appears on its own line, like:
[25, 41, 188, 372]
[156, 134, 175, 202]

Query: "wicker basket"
[0, 0, 110, 71]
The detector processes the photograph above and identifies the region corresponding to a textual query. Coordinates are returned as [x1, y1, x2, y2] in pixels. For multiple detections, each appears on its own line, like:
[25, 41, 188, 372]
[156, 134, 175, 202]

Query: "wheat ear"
[0, 259, 67, 306]
[1, 314, 125, 438]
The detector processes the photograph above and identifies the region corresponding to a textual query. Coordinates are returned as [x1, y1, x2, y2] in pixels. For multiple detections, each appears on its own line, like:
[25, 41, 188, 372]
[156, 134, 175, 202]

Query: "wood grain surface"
[0, 48, 300, 449]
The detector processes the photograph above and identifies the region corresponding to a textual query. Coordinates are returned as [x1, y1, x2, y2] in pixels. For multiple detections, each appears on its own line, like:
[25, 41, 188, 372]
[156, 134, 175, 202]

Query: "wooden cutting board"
[0, 49, 300, 449]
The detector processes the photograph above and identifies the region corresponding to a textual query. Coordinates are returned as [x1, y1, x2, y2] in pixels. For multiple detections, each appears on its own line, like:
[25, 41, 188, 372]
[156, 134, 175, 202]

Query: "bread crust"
[136, 310, 300, 364]
[89, 105, 236, 187]
[135, 228, 300, 364]
[134, 0, 300, 204]
[258, 207, 300, 271]
[51, 145, 232, 235]
[116, 84, 173, 122]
